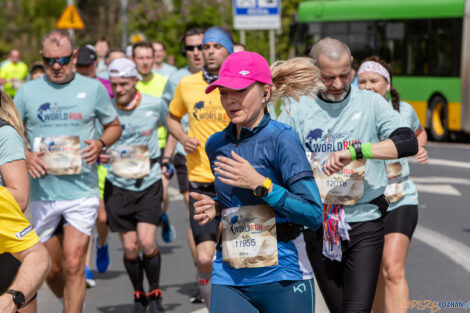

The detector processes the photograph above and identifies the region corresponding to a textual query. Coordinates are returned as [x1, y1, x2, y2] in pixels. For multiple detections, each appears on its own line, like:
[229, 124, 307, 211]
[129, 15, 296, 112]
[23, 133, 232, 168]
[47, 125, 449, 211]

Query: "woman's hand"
[214, 151, 266, 190]
[191, 192, 217, 226]
[323, 149, 352, 176]
[415, 146, 428, 164]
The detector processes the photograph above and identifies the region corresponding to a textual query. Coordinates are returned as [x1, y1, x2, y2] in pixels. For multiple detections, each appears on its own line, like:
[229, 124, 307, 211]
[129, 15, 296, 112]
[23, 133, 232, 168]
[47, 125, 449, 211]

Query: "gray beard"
[320, 90, 348, 102]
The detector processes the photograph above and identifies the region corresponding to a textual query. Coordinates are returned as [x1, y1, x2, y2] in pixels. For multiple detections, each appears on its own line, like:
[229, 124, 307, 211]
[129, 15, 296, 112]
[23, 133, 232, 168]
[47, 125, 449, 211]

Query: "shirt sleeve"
[13, 86, 26, 124]
[94, 83, 118, 126]
[373, 94, 404, 140]
[159, 99, 169, 127]
[406, 102, 421, 132]
[169, 80, 187, 118]
[262, 177, 322, 230]
[0, 126, 25, 167]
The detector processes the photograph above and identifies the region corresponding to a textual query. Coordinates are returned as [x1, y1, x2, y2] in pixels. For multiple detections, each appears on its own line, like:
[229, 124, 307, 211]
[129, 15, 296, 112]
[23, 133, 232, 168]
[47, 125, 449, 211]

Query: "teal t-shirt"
[386, 101, 420, 211]
[106, 93, 168, 191]
[162, 67, 191, 156]
[275, 86, 404, 222]
[0, 125, 25, 187]
[153, 62, 177, 79]
[14, 74, 118, 201]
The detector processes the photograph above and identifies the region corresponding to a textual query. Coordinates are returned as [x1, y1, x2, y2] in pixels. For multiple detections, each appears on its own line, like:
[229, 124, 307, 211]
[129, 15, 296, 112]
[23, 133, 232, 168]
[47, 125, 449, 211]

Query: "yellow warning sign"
[56, 5, 85, 29]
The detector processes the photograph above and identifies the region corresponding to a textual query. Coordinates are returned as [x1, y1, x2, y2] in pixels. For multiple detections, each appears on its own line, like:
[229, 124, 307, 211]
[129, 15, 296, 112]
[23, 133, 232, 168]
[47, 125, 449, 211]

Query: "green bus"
[295, 0, 470, 141]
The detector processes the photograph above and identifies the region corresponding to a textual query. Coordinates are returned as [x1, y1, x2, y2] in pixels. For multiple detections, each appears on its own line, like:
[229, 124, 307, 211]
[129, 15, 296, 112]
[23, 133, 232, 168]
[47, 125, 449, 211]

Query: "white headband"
[357, 61, 390, 83]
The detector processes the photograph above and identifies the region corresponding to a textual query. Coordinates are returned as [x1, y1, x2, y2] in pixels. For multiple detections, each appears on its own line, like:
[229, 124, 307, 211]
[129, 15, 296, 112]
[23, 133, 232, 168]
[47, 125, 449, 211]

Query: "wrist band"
[347, 145, 357, 161]
[362, 142, 373, 159]
[98, 138, 106, 149]
[353, 142, 363, 160]
[162, 156, 172, 162]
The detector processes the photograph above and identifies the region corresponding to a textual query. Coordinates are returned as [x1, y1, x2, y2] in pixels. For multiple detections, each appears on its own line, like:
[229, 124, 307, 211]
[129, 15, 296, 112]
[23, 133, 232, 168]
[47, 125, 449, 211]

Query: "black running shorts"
[104, 179, 163, 233]
[384, 205, 418, 239]
[173, 153, 189, 193]
[189, 181, 219, 245]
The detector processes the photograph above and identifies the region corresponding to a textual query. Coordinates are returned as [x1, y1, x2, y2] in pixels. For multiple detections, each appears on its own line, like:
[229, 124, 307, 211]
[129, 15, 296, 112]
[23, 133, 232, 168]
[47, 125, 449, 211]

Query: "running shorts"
[211, 279, 315, 313]
[173, 153, 189, 193]
[104, 179, 163, 233]
[384, 204, 418, 239]
[189, 181, 219, 245]
[31, 197, 99, 242]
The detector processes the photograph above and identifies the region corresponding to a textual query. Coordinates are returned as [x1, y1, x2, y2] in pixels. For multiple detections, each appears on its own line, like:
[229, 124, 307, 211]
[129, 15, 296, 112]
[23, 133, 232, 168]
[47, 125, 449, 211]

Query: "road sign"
[57, 5, 85, 29]
[233, 0, 281, 30]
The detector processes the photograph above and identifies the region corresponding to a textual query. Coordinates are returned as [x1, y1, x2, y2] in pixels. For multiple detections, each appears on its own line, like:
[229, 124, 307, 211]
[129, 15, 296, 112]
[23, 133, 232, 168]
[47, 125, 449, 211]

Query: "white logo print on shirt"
[351, 112, 362, 120]
[77, 92, 86, 99]
[239, 70, 250, 76]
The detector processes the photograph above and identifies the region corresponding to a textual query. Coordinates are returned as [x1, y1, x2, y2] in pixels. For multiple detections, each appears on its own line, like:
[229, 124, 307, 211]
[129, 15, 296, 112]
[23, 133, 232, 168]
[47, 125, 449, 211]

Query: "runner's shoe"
[189, 289, 204, 304]
[161, 213, 175, 243]
[84, 265, 96, 288]
[130, 291, 148, 313]
[95, 236, 110, 273]
[148, 289, 166, 313]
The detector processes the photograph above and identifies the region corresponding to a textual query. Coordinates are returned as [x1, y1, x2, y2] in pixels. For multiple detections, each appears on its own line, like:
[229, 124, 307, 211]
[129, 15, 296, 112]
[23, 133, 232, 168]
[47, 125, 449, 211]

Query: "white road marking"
[191, 308, 208, 313]
[415, 184, 461, 196]
[414, 225, 470, 273]
[409, 157, 470, 169]
[168, 186, 184, 201]
[411, 176, 470, 186]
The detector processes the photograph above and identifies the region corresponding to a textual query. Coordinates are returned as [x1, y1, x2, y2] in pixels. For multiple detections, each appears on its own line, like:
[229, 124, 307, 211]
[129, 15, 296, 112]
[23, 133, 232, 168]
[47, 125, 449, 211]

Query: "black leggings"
[305, 218, 384, 313]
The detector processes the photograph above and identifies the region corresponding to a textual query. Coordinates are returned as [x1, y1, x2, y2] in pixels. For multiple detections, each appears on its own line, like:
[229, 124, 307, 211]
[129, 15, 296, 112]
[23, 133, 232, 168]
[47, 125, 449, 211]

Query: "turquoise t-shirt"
[106, 93, 168, 192]
[14, 74, 118, 201]
[0, 125, 25, 186]
[386, 101, 420, 211]
[275, 86, 404, 222]
[162, 67, 191, 156]
[153, 62, 177, 79]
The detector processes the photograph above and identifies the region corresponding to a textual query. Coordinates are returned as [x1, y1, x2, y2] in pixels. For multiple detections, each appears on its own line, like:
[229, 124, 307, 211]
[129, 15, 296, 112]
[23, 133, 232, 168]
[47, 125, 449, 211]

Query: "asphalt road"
[35, 142, 470, 313]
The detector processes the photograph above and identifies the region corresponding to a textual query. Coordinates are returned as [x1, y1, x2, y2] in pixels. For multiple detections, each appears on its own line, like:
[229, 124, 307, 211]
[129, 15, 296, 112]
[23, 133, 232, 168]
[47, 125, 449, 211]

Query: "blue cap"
[202, 27, 234, 54]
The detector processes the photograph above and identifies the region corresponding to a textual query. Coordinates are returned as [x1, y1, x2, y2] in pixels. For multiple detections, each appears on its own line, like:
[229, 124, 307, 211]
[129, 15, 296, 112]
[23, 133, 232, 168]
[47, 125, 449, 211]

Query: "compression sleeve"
[262, 176, 322, 230]
[389, 127, 418, 158]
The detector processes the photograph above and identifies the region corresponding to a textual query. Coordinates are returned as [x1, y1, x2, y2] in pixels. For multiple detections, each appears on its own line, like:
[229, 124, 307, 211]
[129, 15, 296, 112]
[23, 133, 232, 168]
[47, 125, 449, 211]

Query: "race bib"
[34, 136, 81, 175]
[384, 162, 405, 203]
[222, 204, 278, 269]
[111, 145, 150, 179]
[307, 152, 365, 205]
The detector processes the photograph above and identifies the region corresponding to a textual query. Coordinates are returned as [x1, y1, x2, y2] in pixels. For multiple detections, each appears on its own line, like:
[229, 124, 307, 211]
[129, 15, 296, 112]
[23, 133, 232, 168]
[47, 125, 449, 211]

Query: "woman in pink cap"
[192, 51, 324, 312]
[357, 56, 428, 313]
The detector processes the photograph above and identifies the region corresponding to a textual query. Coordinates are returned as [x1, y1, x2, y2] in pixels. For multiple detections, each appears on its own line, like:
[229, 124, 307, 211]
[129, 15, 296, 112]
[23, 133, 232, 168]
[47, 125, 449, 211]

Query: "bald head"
[41, 29, 74, 52]
[310, 37, 351, 66]
[9, 49, 20, 63]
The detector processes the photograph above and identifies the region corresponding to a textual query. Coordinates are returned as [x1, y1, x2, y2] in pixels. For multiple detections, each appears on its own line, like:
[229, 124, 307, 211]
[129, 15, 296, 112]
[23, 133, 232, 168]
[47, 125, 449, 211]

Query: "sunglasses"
[42, 53, 73, 66]
[185, 45, 202, 52]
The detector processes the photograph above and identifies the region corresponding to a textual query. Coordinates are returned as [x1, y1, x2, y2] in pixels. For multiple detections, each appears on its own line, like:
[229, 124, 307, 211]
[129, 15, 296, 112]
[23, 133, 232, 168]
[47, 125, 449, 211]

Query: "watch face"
[13, 291, 25, 308]
[255, 185, 268, 197]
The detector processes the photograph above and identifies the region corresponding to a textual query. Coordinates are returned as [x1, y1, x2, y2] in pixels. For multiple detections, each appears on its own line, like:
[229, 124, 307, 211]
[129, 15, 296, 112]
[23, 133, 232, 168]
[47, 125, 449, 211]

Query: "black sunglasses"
[42, 53, 73, 66]
[185, 45, 202, 52]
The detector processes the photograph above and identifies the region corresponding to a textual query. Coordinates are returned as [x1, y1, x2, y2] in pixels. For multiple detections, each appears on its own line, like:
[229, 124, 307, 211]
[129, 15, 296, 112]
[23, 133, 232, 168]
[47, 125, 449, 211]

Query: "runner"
[273, 37, 419, 313]
[166, 26, 233, 307]
[193, 50, 324, 313]
[0, 49, 28, 97]
[14, 29, 121, 313]
[161, 26, 205, 302]
[103, 58, 168, 313]
[152, 41, 177, 79]
[233, 42, 247, 52]
[0, 90, 50, 313]
[29, 63, 45, 81]
[95, 36, 110, 79]
[357, 56, 428, 313]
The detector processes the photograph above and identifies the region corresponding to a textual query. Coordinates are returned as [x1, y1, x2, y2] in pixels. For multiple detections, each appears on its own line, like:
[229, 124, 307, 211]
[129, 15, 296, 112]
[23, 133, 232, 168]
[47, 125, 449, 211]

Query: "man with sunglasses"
[14, 29, 122, 313]
[161, 26, 204, 303]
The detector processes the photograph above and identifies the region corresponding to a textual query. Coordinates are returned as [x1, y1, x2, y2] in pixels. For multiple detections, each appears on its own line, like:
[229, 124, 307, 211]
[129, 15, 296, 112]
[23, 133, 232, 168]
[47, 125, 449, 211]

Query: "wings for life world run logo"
[192, 101, 229, 122]
[120, 123, 152, 140]
[305, 128, 359, 153]
[37, 102, 82, 123]
[229, 215, 263, 235]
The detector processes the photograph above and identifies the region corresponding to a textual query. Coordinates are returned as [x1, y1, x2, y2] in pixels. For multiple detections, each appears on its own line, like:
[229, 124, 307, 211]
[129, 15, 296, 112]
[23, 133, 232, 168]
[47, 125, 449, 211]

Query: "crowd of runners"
[0, 24, 428, 313]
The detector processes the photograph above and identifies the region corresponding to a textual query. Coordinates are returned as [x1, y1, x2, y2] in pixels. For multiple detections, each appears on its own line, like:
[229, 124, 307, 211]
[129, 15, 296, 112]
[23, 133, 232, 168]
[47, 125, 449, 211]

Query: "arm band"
[98, 138, 106, 149]
[389, 127, 418, 158]
[347, 145, 357, 161]
[361, 142, 373, 159]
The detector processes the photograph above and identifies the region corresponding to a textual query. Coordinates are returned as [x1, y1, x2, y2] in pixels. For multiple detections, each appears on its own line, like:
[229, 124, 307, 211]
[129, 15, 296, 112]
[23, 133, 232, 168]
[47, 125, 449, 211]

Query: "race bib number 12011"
[222, 204, 278, 269]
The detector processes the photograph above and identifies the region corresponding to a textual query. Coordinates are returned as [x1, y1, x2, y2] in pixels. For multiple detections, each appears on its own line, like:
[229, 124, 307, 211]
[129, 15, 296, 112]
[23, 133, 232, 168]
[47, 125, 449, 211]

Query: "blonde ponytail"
[0, 90, 27, 145]
[270, 57, 324, 103]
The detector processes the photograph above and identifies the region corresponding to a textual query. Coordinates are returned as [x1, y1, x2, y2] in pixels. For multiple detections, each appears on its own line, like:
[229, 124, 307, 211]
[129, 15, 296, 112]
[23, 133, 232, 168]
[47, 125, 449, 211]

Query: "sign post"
[233, 0, 281, 63]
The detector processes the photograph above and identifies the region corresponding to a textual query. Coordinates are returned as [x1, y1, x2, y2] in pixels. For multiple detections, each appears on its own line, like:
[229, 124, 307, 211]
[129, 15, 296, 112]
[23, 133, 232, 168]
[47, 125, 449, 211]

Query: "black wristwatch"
[254, 178, 272, 197]
[7, 289, 26, 309]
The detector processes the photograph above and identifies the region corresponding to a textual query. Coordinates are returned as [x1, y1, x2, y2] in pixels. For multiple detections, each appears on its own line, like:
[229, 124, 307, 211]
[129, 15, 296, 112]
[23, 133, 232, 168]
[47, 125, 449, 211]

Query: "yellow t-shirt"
[169, 71, 229, 183]
[0, 187, 40, 254]
[137, 73, 169, 149]
[0, 61, 28, 97]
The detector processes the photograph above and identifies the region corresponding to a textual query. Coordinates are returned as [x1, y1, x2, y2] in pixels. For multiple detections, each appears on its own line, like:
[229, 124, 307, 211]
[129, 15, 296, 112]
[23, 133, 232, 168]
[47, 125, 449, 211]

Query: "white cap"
[108, 58, 142, 80]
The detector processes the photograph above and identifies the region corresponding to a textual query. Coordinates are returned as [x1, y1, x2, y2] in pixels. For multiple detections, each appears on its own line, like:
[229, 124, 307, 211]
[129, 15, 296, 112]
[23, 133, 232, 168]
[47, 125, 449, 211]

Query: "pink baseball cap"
[205, 51, 272, 94]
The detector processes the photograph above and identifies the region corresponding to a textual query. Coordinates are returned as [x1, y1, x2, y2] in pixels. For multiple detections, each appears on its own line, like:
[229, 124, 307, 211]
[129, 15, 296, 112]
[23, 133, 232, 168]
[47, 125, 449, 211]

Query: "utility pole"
[121, 0, 128, 50]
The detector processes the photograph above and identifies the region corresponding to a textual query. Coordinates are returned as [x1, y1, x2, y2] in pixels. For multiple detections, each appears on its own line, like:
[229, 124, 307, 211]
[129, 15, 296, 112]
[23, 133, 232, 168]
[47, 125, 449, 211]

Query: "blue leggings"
[210, 279, 315, 313]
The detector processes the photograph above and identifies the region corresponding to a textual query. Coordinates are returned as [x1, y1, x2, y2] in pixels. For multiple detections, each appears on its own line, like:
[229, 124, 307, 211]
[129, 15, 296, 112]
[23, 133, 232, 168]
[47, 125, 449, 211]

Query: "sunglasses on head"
[185, 45, 202, 52]
[42, 53, 73, 66]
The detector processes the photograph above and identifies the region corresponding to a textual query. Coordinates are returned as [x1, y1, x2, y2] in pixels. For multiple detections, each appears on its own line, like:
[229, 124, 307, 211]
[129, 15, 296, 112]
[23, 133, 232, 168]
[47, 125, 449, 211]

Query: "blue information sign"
[233, 0, 281, 30]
